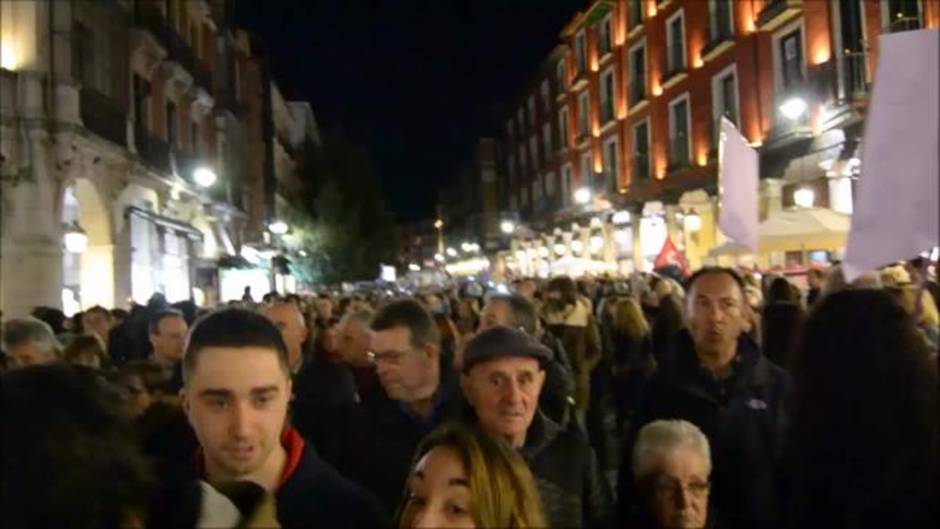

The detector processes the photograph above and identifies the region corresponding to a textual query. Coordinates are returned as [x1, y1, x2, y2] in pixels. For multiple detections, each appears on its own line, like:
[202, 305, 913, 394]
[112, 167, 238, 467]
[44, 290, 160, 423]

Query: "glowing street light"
[574, 187, 591, 205]
[433, 218, 444, 229]
[446, 247, 458, 257]
[268, 220, 289, 235]
[779, 96, 808, 120]
[571, 239, 584, 254]
[500, 220, 516, 234]
[408, 263, 421, 272]
[793, 187, 815, 208]
[193, 167, 217, 188]
[685, 212, 702, 232]
[434, 253, 445, 263]
[63, 222, 88, 254]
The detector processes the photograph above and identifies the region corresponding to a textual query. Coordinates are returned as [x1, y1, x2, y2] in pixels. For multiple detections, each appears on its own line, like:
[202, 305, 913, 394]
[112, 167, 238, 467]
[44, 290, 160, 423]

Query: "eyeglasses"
[652, 478, 710, 500]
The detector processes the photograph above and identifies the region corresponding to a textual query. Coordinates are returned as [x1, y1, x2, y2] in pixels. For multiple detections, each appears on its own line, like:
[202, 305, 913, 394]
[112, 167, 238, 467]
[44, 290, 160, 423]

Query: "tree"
[288, 134, 399, 284]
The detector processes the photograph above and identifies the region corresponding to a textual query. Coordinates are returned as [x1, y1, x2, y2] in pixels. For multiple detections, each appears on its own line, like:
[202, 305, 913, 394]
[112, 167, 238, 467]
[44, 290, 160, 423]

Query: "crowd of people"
[1, 258, 937, 529]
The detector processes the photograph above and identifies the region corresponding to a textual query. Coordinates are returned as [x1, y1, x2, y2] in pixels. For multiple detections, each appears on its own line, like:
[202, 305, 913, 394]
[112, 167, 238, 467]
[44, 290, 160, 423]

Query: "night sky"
[235, 0, 584, 221]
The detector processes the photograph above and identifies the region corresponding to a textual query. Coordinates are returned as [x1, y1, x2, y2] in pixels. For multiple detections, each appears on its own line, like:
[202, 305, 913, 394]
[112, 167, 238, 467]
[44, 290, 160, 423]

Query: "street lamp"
[193, 167, 217, 188]
[685, 211, 702, 232]
[433, 219, 444, 229]
[63, 222, 88, 254]
[446, 247, 458, 257]
[554, 243, 567, 256]
[434, 253, 445, 263]
[500, 220, 516, 234]
[268, 220, 289, 235]
[571, 239, 584, 255]
[589, 235, 604, 255]
[461, 241, 472, 253]
[574, 187, 592, 205]
[793, 187, 815, 208]
[779, 96, 808, 120]
[408, 263, 421, 272]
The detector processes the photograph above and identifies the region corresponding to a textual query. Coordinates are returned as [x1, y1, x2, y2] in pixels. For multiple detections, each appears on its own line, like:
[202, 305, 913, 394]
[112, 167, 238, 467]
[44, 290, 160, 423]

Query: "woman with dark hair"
[650, 294, 684, 361]
[760, 302, 805, 368]
[786, 289, 938, 529]
[63, 333, 109, 370]
[766, 277, 801, 306]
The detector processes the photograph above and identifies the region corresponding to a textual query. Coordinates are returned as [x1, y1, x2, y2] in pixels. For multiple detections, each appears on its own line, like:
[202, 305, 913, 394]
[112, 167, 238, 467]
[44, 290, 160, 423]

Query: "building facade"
[493, 0, 939, 278]
[0, 0, 318, 316]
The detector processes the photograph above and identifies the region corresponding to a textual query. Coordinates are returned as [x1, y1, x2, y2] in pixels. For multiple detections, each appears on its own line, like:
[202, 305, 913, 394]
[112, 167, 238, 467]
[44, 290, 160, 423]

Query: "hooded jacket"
[618, 330, 791, 529]
[521, 412, 614, 529]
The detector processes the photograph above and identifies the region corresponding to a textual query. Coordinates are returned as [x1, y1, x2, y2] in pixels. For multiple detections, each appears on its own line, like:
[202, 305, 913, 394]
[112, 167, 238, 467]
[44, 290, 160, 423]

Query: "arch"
[61, 177, 115, 311]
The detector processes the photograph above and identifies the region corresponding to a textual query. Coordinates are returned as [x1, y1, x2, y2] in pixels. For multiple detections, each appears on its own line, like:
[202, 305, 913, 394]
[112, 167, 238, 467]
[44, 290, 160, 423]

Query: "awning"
[709, 207, 850, 256]
[126, 206, 204, 241]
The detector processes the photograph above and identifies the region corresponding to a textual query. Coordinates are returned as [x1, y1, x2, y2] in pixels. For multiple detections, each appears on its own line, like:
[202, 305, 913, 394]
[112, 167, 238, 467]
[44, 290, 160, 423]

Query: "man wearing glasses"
[338, 299, 463, 514]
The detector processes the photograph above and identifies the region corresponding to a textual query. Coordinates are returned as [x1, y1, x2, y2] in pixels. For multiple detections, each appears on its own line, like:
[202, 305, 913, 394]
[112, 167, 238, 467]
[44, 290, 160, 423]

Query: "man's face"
[479, 301, 513, 331]
[150, 316, 188, 363]
[337, 319, 372, 367]
[371, 326, 436, 403]
[6, 341, 57, 369]
[462, 357, 545, 442]
[261, 304, 308, 369]
[687, 273, 746, 358]
[181, 346, 291, 480]
[82, 311, 112, 343]
[650, 448, 711, 529]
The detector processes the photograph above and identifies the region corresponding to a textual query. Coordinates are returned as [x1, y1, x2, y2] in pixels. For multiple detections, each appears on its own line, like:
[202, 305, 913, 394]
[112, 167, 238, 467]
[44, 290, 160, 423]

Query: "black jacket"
[290, 358, 358, 466]
[149, 428, 388, 529]
[521, 412, 614, 529]
[618, 330, 791, 529]
[337, 374, 464, 514]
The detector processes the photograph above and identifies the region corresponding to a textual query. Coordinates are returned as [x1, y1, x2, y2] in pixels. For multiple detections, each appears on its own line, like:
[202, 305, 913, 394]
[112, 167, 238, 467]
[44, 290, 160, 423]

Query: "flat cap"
[462, 325, 552, 374]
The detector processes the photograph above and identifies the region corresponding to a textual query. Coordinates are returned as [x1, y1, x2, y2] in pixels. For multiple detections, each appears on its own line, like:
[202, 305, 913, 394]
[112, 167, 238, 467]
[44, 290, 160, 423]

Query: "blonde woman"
[611, 298, 656, 431]
[398, 423, 547, 529]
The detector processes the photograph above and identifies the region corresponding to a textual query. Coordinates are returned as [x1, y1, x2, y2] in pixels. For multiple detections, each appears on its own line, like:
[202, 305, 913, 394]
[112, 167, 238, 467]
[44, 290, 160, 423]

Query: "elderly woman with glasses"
[631, 419, 716, 529]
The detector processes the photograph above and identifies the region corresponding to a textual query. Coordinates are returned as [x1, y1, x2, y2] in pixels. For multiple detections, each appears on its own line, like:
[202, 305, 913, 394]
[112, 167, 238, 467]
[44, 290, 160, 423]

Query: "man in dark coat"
[618, 267, 791, 529]
[460, 326, 613, 529]
[337, 299, 463, 514]
[153, 308, 386, 529]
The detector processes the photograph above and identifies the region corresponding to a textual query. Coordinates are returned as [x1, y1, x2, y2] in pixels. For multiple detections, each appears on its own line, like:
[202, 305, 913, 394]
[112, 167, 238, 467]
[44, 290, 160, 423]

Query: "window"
[530, 136, 540, 170]
[519, 144, 527, 176]
[546, 171, 556, 197]
[580, 152, 594, 190]
[166, 100, 178, 148]
[542, 123, 552, 161]
[191, 121, 200, 154]
[72, 21, 95, 91]
[507, 154, 516, 181]
[527, 96, 537, 129]
[521, 184, 528, 208]
[834, 0, 867, 99]
[556, 58, 567, 92]
[517, 108, 525, 134]
[578, 91, 590, 139]
[709, 0, 734, 43]
[533, 175, 542, 204]
[629, 41, 647, 105]
[777, 26, 805, 90]
[666, 10, 686, 75]
[883, 0, 923, 32]
[575, 30, 588, 75]
[561, 164, 573, 206]
[600, 68, 615, 124]
[668, 94, 691, 168]
[712, 64, 739, 147]
[599, 15, 613, 57]
[628, 0, 643, 30]
[559, 107, 570, 150]
[541, 80, 551, 113]
[133, 74, 151, 133]
[507, 120, 514, 140]
[633, 120, 651, 180]
[603, 137, 620, 192]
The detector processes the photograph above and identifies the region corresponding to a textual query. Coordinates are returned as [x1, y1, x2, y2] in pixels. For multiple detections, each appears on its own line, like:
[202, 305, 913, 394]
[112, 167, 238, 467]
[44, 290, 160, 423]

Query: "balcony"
[631, 153, 651, 182]
[134, 1, 212, 92]
[667, 135, 691, 173]
[80, 88, 127, 147]
[839, 51, 869, 102]
[702, 29, 735, 63]
[575, 128, 591, 146]
[629, 78, 647, 107]
[135, 129, 172, 175]
[756, 0, 803, 32]
[661, 64, 687, 91]
[767, 89, 813, 149]
[886, 16, 922, 33]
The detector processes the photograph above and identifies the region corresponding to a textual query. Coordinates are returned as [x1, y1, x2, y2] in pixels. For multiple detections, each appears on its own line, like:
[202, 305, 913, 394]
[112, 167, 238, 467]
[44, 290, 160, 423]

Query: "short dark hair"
[118, 360, 171, 394]
[372, 299, 440, 348]
[1, 365, 152, 529]
[685, 267, 747, 300]
[182, 308, 290, 384]
[149, 309, 185, 335]
[487, 294, 538, 334]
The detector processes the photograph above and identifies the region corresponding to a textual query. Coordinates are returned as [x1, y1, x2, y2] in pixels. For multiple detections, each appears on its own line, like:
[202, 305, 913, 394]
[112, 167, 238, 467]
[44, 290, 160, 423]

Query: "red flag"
[654, 237, 690, 277]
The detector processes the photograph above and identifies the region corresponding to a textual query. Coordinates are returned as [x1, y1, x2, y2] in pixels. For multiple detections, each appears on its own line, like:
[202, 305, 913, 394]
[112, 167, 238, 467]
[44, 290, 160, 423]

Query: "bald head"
[261, 302, 308, 369]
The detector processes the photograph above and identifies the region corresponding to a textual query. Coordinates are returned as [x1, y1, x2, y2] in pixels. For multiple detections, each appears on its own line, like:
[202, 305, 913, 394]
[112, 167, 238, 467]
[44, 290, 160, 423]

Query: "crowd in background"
[1, 257, 938, 529]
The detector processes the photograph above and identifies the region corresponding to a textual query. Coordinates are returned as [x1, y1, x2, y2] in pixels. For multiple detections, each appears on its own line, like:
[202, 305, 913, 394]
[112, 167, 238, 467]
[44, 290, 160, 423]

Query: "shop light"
[501, 220, 516, 234]
[63, 222, 88, 254]
[793, 187, 815, 208]
[408, 263, 421, 272]
[268, 220, 289, 235]
[574, 187, 592, 205]
[685, 212, 702, 232]
[611, 210, 631, 225]
[515, 250, 527, 261]
[434, 219, 444, 229]
[590, 236, 604, 254]
[779, 97, 808, 120]
[446, 247, 458, 257]
[1, 41, 17, 70]
[434, 253, 445, 262]
[538, 247, 550, 258]
[298, 250, 308, 257]
[193, 167, 217, 188]
[461, 242, 472, 253]
[554, 243, 567, 256]
[571, 240, 585, 254]
[614, 229, 630, 245]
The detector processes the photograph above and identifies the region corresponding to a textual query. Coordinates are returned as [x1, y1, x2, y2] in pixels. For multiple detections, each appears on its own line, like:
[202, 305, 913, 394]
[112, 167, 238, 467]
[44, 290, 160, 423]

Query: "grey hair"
[632, 420, 712, 483]
[341, 307, 375, 328]
[821, 265, 883, 297]
[2, 317, 61, 357]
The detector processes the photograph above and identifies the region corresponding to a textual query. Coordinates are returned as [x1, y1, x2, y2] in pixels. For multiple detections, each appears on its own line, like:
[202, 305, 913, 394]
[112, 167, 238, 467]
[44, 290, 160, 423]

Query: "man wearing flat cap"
[461, 326, 613, 529]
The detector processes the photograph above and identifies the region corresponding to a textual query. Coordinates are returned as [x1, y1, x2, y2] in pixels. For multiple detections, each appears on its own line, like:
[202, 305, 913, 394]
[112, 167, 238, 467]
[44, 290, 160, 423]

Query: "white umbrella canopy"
[709, 208, 851, 256]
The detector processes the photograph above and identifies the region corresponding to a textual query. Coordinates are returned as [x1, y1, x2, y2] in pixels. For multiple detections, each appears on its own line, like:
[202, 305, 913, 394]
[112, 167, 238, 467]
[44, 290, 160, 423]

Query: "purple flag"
[718, 117, 759, 252]
[844, 29, 939, 281]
